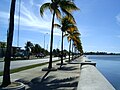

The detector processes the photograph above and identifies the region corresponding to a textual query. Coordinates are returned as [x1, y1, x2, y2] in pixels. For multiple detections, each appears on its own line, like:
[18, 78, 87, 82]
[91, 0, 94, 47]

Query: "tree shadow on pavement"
[27, 76, 79, 90]
[58, 66, 78, 71]
[15, 69, 79, 90]
[16, 72, 79, 90]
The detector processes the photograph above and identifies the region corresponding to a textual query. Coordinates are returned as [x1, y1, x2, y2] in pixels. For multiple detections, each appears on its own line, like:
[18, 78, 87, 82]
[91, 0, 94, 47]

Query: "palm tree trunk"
[69, 40, 71, 62]
[1, 48, 4, 57]
[75, 47, 77, 58]
[1, 0, 16, 87]
[48, 10, 55, 69]
[61, 31, 63, 65]
[72, 43, 74, 60]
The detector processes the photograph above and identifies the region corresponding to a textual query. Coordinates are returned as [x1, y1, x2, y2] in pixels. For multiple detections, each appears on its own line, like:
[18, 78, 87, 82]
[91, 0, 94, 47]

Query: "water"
[87, 55, 120, 90]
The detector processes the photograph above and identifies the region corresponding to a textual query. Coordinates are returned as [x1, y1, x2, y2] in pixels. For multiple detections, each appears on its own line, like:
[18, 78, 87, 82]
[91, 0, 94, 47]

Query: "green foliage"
[53, 48, 60, 55]
[24, 41, 49, 55]
[52, 48, 69, 55]
[33, 44, 42, 54]
[0, 42, 6, 48]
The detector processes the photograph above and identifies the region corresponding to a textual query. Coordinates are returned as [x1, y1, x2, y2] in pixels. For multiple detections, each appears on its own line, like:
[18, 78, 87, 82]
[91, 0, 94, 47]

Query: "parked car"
[35, 53, 45, 58]
[14, 52, 25, 58]
[54, 54, 61, 57]
[54, 53, 66, 58]
[14, 51, 30, 59]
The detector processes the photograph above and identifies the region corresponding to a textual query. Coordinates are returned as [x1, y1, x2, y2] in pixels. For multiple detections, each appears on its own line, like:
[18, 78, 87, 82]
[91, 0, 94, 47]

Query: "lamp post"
[57, 39, 60, 49]
[44, 33, 48, 50]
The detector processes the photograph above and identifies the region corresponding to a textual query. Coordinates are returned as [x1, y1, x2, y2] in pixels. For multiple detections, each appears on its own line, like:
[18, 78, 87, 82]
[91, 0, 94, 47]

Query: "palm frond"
[67, 36, 71, 42]
[49, 3, 53, 13]
[55, 9, 61, 19]
[67, 25, 78, 32]
[63, 33, 69, 37]
[60, 1, 79, 13]
[74, 32, 81, 36]
[71, 31, 80, 36]
[61, 8, 74, 20]
[62, 15, 76, 25]
[54, 24, 61, 29]
[40, 3, 51, 17]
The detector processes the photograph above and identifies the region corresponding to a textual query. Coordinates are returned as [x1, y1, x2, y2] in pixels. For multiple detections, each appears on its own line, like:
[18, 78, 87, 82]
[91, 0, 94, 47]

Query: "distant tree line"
[24, 41, 71, 57]
[84, 52, 120, 55]
[24, 41, 49, 56]
[52, 48, 69, 57]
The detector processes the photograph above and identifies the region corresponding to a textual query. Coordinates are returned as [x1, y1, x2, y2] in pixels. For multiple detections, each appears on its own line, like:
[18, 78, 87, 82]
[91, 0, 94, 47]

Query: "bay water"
[87, 55, 120, 90]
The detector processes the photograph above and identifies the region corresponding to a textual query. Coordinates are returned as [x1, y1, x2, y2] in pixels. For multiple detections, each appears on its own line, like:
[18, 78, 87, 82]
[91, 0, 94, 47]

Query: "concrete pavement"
[0, 56, 85, 90]
[0, 56, 115, 90]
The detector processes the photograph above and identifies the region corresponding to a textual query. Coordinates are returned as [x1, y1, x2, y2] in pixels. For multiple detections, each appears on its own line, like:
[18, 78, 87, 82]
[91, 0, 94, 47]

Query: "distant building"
[0, 41, 6, 57]
[0, 41, 21, 57]
[11, 46, 21, 57]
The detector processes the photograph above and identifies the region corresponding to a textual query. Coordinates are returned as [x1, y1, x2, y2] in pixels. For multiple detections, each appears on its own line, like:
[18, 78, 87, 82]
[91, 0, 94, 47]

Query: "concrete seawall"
[77, 57, 115, 90]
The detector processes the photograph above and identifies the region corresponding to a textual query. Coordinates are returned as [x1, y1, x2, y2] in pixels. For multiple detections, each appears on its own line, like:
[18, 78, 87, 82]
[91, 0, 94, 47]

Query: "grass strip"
[0, 59, 61, 76]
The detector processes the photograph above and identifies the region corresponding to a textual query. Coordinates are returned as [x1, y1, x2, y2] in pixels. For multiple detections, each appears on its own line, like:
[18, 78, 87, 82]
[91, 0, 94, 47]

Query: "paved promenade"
[0, 56, 85, 90]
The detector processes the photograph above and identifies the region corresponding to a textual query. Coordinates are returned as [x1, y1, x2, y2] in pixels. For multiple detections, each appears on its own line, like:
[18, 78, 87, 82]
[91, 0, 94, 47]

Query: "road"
[0, 57, 59, 72]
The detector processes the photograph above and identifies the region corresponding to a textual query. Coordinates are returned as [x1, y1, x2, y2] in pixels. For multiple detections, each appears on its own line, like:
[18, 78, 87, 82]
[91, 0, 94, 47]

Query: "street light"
[44, 33, 48, 50]
[57, 39, 60, 49]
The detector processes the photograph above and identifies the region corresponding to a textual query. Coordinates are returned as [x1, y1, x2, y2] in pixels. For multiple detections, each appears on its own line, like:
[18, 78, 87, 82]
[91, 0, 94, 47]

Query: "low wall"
[77, 64, 115, 90]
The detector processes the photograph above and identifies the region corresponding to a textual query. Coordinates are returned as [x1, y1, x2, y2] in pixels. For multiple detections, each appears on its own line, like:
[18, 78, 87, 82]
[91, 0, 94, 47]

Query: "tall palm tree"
[1, 0, 16, 87]
[75, 38, 84, 55]
[65, 30, 80, 62]
[40, 0, 79, 69]
[54, 16, 76, 65]
[72, 35, 83, 55]
[72, 36, 82, 58]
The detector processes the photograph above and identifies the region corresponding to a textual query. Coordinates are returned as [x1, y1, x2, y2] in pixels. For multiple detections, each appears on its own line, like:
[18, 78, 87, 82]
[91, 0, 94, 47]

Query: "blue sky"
[0, 0, 120, 53]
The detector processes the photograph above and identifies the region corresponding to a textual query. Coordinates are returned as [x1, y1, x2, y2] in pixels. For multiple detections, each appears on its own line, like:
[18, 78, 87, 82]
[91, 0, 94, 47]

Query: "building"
[0, 41, 21, 57]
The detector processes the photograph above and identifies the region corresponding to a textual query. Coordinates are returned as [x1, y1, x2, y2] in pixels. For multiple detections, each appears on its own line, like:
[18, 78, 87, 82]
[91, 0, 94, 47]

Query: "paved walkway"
[0, 56, 86, 90]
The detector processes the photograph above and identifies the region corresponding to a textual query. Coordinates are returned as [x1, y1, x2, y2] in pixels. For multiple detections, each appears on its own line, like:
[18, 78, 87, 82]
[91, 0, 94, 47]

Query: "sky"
[0, 0, 120, 53]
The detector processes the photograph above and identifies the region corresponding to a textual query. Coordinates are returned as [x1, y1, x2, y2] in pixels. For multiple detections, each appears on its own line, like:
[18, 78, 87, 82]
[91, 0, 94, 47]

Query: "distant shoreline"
[84, 52, 120, 55]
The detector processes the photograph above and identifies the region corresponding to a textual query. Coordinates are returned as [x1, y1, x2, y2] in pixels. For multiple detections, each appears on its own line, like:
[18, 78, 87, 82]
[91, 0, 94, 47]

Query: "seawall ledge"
[77, 65, 115, 90]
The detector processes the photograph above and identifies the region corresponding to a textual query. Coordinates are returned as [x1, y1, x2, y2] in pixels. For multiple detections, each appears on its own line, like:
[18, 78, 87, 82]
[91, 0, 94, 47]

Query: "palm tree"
[72, 36, 82, 58]
[54, 16, 76, 65]
[1, 0, 16, 87]
[25, 41, 33, 59]
[75, 38, 84, 55]
[65, 30, 80, 62]
[71, 34, 83, 56]
[40, 0, 79, 69]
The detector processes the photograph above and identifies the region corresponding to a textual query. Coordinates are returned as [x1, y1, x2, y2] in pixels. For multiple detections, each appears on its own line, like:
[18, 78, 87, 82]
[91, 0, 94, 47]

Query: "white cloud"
[35, 0, 50, 8]
[0, 0, 62, 37]
[18, 2, 51, 30]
